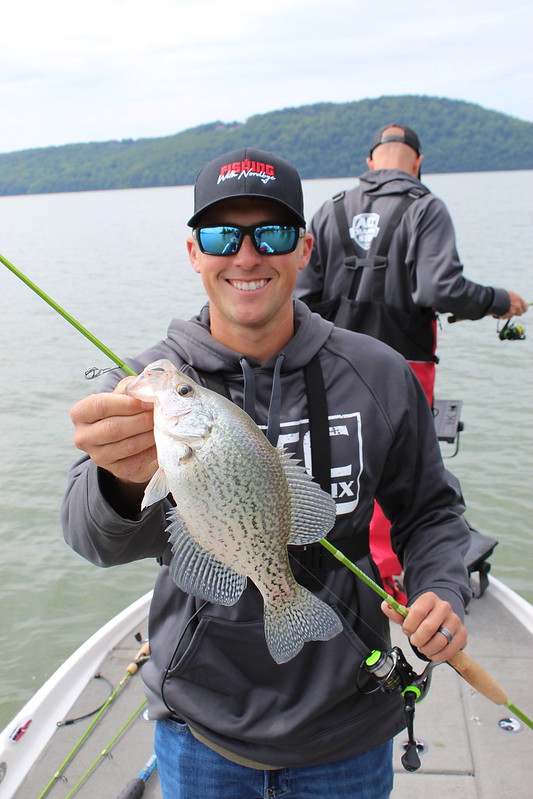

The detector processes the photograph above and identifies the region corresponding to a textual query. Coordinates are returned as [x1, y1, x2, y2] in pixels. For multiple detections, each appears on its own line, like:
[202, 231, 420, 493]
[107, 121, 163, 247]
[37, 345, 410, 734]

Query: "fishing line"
[319, 538, 405, 614]
[1, 252, 136, 377]
[288, 552, 392, 650]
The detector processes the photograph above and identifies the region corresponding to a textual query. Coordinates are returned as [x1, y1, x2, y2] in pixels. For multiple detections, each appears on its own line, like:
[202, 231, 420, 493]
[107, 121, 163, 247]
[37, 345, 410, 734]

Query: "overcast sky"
[1, 0, 531, 154]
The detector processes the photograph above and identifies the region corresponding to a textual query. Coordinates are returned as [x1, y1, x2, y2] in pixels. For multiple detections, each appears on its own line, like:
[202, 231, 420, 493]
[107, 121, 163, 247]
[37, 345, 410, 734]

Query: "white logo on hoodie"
[273, 411, 363, 516]
[349, 213, 380, 251]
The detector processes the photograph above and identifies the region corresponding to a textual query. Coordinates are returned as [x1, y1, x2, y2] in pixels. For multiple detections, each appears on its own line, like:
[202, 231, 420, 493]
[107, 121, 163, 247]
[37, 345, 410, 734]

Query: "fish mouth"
[227, 278, 270, 292]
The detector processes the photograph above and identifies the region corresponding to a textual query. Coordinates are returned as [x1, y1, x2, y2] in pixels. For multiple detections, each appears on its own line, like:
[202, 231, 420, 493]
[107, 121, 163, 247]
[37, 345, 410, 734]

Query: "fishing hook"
[85, 365, 122, 380]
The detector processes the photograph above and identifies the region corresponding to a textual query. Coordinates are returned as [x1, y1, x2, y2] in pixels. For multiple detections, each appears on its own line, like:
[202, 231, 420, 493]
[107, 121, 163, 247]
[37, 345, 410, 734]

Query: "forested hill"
[1, 95, 532, 196]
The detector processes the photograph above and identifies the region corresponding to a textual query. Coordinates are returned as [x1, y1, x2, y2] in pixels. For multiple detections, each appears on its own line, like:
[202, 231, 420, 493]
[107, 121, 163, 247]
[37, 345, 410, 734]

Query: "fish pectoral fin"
[141, 468, 171, 510]
[166, 510, 247, 605]
[279, 451, 337, 545]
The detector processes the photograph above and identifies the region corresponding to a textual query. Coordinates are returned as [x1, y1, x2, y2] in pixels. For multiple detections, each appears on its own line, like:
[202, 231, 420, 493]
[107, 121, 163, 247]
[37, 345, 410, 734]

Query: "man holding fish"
[63, 147, 471, 798]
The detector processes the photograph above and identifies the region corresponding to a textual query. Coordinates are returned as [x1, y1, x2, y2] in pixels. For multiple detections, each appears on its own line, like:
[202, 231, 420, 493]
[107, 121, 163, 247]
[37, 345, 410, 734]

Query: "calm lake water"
[1, 171, 532, 730]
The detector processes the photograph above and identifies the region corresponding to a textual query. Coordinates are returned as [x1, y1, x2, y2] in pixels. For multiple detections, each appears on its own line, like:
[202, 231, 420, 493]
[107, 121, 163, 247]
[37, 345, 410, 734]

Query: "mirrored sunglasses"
[193, 223, 305, 256]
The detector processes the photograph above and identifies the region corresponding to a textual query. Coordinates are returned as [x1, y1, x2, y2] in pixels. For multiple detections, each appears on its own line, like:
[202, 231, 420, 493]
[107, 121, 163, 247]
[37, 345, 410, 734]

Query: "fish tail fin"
[263, 587, 343, 664]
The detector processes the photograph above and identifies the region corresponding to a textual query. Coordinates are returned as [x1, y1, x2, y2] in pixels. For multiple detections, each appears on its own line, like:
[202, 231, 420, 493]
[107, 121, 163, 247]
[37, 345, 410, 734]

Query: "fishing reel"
[358, 646, 436, 772]
[497, 317, 526, 341]
[448, 313, 527, 341]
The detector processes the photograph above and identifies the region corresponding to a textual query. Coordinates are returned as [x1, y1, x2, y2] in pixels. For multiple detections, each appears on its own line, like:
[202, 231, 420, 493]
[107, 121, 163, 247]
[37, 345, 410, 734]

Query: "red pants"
[369, 361, 435, 602]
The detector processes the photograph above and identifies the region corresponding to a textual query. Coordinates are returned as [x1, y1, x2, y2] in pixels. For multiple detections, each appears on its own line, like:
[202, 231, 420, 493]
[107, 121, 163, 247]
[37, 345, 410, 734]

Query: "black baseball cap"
[369, 124, 421, 157]
[188, 147, 305, 227]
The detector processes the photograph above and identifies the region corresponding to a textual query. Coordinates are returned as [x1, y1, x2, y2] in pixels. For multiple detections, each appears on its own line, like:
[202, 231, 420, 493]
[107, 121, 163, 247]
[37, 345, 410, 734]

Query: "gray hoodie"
[295, 170, 510, 359]
[62, 301, 471, 768]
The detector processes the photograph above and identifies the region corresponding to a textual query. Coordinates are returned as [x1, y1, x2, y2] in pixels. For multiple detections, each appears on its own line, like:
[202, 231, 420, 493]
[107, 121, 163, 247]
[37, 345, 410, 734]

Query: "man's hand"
[501, 290, 529, 318]
[381, 591, 467, 663]
[70, 377, 158, 485]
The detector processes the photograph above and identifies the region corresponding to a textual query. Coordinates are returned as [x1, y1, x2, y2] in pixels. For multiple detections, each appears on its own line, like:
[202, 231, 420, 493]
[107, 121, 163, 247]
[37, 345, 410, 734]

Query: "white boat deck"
[6, 577, 533, 798]
[392, 579, 533, 798]
[9, 621, 159, 799]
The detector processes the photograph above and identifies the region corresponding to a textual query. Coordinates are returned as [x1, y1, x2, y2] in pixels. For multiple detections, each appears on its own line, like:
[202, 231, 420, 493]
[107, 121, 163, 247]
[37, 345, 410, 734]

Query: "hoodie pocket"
[161, 608, 386, 751]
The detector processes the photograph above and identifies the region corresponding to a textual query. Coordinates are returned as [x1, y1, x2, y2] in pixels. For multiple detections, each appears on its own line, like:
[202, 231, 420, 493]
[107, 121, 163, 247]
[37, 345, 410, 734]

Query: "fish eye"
[176, 383, 194, 397]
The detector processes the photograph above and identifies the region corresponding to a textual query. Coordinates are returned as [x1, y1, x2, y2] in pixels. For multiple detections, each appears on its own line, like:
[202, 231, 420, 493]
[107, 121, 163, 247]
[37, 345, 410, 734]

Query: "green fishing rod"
[4, 252, 532, 732]
[62, 699, 148, 799]
[1, 252, 136, 377]
[37, 641, 150, 799]
[319, 537, 533, 730]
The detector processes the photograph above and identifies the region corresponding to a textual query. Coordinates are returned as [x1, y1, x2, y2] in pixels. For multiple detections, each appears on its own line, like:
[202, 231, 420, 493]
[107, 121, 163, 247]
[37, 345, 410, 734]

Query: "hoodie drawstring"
[239, 357, 257, 421]
[239, 353, 285, 446]
[266, 353, 285, 446]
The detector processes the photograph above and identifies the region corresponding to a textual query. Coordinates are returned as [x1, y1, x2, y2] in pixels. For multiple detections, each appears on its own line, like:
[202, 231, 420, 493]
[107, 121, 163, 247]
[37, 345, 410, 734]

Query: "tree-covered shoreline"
[1, 95, 531, 197]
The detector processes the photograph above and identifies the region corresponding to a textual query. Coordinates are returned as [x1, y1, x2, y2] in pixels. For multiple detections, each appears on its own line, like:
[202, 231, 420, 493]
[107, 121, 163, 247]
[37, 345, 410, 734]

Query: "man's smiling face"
[187, 198, 312, 357]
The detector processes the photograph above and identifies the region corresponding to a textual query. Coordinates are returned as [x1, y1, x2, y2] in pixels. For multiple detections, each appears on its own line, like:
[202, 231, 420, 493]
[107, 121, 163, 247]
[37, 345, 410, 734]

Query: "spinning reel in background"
[448, 313, 527, 340]
[497, 317, 526, 341]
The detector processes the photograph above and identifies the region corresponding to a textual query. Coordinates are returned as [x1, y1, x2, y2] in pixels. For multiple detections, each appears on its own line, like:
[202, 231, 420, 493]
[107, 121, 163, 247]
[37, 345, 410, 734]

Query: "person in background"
[295, 124, 528, 596]
[62, 147, 471, 799]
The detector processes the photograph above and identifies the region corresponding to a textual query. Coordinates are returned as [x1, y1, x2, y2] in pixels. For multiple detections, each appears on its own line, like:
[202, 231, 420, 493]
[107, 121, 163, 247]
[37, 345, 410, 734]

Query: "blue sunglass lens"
[198, 227, 241, 255]
[197, 225, 299, 255]
[254, 226, 297, 253]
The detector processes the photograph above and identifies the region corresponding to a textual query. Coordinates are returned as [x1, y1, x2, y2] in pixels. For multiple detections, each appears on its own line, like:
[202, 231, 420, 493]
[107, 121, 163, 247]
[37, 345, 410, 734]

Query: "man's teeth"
[230, 279, 268, 291]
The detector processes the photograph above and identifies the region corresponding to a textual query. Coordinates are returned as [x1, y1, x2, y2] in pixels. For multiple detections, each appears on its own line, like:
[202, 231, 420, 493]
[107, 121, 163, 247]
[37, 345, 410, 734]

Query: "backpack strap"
[303, 353, 330, 494]
[291, 354, 369, 575]
[333, 186, 427, 302]
[332, 191, 357, 262]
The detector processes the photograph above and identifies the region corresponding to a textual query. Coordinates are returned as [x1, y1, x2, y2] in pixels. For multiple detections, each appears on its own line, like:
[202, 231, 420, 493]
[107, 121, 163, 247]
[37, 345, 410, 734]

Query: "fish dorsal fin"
[166, 510, 247, 605]
[279, 450, 337, 546]
[141, 467, 171, 510]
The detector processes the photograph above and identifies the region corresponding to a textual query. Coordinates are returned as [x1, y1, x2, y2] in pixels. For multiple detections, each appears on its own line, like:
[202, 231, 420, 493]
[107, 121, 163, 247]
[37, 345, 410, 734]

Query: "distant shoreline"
[1, 95, 532, 197]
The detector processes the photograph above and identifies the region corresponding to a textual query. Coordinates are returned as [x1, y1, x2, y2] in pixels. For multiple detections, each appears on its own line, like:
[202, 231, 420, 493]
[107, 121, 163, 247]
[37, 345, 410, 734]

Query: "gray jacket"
[62, 301, 471, 768]
[295, 170, 510, 357]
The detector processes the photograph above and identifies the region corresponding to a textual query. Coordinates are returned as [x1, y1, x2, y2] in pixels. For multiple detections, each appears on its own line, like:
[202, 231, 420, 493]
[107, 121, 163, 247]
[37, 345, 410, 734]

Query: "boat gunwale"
[487, 576, 533, 635]
[0, 590, 153, 797]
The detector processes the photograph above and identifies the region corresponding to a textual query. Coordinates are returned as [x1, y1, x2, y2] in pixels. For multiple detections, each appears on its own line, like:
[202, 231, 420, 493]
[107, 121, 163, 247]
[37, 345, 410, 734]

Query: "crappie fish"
[126, 359, 342, 663]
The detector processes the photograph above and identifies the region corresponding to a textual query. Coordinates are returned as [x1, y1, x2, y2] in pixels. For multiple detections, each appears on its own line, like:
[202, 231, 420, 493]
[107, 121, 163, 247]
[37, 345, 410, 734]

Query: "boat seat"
[464, 525, 498, 598]
[433, 398, 463, 444]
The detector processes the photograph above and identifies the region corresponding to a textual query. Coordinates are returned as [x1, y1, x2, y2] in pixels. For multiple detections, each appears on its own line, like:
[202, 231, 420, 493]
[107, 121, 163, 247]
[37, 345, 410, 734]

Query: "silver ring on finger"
[438, 626, 453, 645]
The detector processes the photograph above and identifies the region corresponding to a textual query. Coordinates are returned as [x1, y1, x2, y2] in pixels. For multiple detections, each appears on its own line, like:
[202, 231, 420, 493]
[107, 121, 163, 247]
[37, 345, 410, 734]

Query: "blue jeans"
[155, 718, 393, 799]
